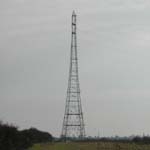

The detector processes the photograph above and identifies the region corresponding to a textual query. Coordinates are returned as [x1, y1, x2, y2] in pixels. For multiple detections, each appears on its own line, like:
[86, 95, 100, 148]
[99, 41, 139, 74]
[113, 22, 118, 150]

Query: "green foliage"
[0, 122, 30, 150]
[21, 127, 53, 143]
[0, 121, 53, 150]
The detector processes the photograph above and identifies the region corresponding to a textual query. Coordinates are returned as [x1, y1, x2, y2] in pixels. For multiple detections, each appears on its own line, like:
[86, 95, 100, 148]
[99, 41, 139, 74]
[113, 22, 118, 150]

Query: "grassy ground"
[29, 142, 150, 150]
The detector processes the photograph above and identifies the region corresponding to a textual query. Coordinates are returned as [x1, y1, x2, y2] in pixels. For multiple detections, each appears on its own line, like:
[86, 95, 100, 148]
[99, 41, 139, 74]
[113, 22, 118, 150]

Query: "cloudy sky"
[1, 0, 150, 137]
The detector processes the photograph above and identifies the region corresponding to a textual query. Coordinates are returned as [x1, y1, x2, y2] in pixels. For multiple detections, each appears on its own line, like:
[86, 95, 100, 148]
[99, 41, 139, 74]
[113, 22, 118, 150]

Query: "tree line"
[0, 121, 53, 150]
[80, 136, 150, 144]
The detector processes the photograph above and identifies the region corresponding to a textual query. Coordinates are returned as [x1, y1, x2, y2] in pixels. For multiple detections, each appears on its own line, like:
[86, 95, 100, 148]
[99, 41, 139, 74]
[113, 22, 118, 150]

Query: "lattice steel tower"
[61, 11, 85, 140]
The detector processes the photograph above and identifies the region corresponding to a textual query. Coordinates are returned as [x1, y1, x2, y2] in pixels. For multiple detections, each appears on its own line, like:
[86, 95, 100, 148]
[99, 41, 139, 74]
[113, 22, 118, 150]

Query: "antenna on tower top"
[72, 10, 76, 16]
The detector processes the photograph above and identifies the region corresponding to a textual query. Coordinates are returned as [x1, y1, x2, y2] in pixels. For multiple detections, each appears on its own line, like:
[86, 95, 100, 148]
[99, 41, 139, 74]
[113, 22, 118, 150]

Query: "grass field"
[29, 142, 150, 150]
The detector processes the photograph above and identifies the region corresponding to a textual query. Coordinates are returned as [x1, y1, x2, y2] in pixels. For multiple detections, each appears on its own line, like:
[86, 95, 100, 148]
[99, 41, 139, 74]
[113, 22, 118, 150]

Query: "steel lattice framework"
[61, 11, 85, 140]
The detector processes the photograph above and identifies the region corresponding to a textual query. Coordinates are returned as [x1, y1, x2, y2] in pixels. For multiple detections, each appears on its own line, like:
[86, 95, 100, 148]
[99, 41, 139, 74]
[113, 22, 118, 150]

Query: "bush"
[0, 121, 53, 150]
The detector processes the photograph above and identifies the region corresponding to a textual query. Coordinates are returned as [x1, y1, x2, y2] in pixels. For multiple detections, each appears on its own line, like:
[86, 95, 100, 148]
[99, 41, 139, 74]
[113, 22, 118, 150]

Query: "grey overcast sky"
[1, 0, 150, 137]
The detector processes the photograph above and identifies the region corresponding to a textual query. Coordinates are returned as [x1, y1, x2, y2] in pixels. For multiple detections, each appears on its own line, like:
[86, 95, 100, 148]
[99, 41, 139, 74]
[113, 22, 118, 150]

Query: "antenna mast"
[61, 11, 85, 140]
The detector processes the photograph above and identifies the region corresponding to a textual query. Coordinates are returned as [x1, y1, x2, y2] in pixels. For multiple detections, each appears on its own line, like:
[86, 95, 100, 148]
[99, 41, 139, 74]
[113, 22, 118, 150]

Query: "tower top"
[72, 10, 76, 16]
